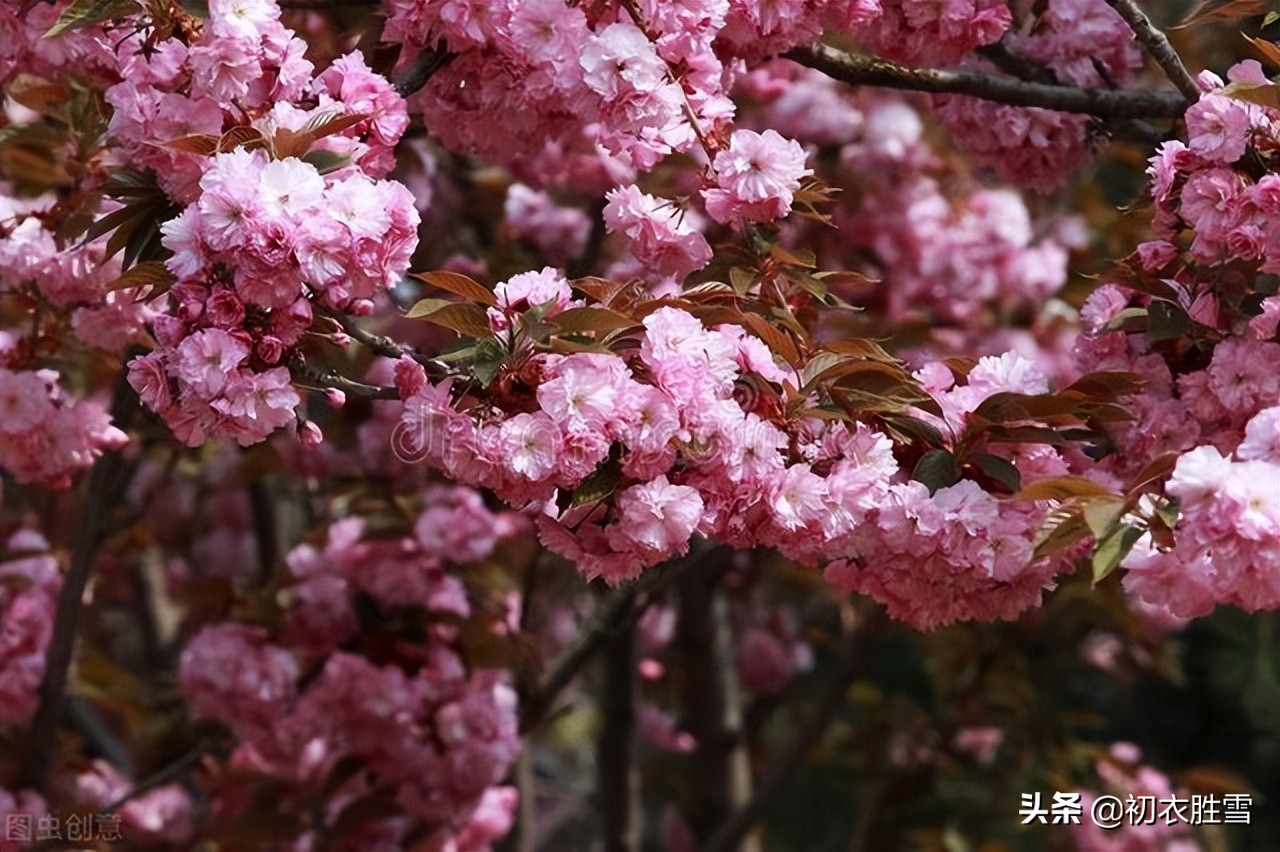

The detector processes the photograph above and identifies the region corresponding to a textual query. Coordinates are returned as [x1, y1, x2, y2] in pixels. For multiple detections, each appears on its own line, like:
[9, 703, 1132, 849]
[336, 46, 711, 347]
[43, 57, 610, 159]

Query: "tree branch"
[289, 357, 400, 400]
[393, 46, 455, 98]
[316, 306, 449, 376]
[677, 561, 755, 849]
[21, 372, 136, 787]
[519, 541, 717, 733]
[597, 619, 640, 852]
[786, 43, 1189, 120]
[1102, 0, 1202, 104]
[700, 609, 880, 852]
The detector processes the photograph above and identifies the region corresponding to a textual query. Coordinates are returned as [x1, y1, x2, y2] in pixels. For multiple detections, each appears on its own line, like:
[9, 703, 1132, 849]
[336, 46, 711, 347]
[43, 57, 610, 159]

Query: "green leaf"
[405, 297, 452, 318]
[1092, 524, 1145, 586]
[1082, 498, 1127, 539]
[1032, 506, 1091, 560]
[1103, 306, 1150, 333]
[729, 267, 756, 294]
[974, 454, 1022, 492]
[1220, 79, 1280, 109]
[911, 449, 959, 495]
[571, 459, 624, 507]
[301, 149, 350, 175]
[44, 0, 139, 37]
[769, 244, 816, 268]
[471, 338, 507, 386]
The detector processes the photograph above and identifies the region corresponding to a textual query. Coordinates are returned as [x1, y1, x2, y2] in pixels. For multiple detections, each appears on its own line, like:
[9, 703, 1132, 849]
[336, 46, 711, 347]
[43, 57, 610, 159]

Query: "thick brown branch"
[677, 561, 755, 849]
[1102, 0, 1202, 104]
[597, 620, 640, 852]
[787, 43, 1189, 120]
[21, 372, 136, 787]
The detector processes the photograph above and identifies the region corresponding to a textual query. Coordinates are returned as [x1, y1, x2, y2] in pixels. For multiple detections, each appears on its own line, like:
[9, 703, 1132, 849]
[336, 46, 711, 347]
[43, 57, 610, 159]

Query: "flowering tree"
[0, 0, 1277, 849]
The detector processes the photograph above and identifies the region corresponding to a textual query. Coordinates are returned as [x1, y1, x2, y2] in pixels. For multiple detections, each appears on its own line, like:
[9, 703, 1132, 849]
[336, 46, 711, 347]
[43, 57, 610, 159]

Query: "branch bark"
[1102, 0, 1202, 104]
[316, 306, 449, 376]
[519, 541, 716, 733]
[21, 372, 136, 787]
[700, 609, 879, 852]
[676, 560, 756, 850]
[787, 43, 1189, 120]
[393, 46, 455, 98]
[288, 357, 400, 400]
[597, 619, 640, 852]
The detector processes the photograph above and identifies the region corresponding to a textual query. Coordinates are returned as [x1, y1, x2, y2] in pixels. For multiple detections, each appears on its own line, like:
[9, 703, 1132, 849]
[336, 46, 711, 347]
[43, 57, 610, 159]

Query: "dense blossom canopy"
[0, 0, 1277, 848]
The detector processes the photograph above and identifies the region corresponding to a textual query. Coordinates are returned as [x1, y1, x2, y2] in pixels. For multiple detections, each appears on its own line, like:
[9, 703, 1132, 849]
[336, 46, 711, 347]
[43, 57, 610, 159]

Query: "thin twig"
[700, 609, 881, 852]
[67, 696, 135, 777]
[316, 306, 449, 376]
[787, 43, 1189, 120]
[1102, 0, 1202, 104]
[21, 372, 136, 787]
[393, 46, 455, 98]
[101, 741, 224, 813]
[289, 357, 400, 400]
[519, 541, 717, 733]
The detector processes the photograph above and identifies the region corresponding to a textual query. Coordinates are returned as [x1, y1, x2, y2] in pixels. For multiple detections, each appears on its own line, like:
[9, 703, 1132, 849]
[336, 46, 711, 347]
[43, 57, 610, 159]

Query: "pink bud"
[394, 355, 428, 398]
[348, 299, 375, 316]
[289, 298, 314, 323]
[324, 388, 346, 408]
[257, 336, 285, 364]
[299, 421, 323, 447]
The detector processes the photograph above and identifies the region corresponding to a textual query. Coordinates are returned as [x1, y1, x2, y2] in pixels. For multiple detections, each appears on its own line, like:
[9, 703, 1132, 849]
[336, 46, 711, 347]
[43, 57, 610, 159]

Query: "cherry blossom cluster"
[504, 184, 592, 268]
[180, 618, 519, 847]
[1062, 64, 1280, 620]
[1069, 743, 1200, 852]
[1121, 412, 1280, 619]
[1144, 62, 1280, 269]
[933, 0, 1141, 192]
[395, 268, 1068, 626]
[0, 531, 59, 725]
[157, 477, 525, 847]
[825, 353, 1066, 628]
[108, 1, 419, 447]
[0, 0, 117, 87]
[742, 66, 1072, 331]
[857, 0, 1010, 67]
[0, 187, 154, 353]
[284, 491, 522, 653]
[383, 0, 1010, 196]
[0, 189, 139, 485]
[70, 761, 196, 848]
[0, 368, 127, 487]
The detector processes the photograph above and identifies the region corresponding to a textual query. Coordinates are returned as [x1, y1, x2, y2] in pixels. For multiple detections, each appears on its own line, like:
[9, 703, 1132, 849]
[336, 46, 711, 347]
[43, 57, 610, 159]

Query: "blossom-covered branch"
[788, 43, 1190, 119]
